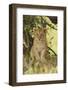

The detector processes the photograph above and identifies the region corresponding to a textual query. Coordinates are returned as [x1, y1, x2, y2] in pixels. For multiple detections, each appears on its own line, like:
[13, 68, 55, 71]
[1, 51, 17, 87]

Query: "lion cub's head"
[31, 27, 47, 40]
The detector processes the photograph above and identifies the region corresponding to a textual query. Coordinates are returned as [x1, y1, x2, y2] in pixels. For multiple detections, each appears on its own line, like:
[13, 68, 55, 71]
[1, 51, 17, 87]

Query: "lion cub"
[29, 27, 57, 73]
[30, 27, 48, 67]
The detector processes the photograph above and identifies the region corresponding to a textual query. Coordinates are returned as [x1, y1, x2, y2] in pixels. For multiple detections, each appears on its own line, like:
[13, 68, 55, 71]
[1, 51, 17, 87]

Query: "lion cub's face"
[32, 27, 47, 41]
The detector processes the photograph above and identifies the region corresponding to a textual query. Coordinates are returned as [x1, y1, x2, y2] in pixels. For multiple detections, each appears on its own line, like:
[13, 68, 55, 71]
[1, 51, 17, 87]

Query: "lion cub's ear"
[31, 27, 36, 38]
[32, 27, 36, 32]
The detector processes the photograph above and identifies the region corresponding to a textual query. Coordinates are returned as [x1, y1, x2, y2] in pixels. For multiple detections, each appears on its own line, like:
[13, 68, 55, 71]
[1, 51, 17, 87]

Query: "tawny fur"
[30, 27, 48, 65]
